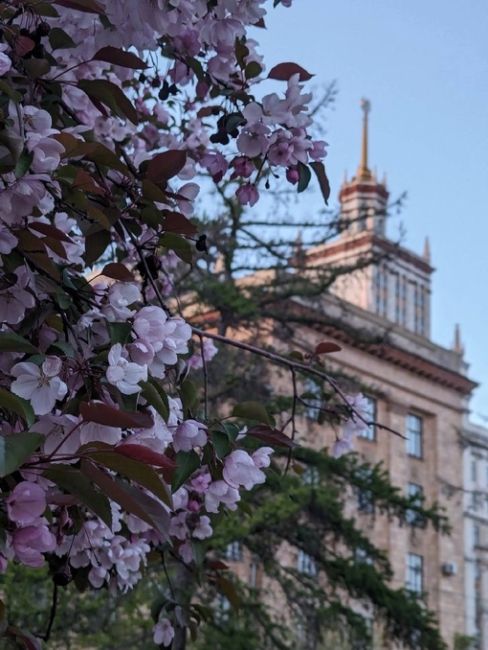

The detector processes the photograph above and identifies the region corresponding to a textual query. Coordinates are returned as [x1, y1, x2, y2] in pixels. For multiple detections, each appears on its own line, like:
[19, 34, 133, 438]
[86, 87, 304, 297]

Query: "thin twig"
[43, 582, 58, 642]
[198, 333, 209, 422]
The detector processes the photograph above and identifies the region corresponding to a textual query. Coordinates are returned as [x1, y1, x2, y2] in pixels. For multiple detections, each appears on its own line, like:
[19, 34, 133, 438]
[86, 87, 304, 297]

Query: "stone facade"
[222, 102, 478, 648]
[462, 421, 488, 648]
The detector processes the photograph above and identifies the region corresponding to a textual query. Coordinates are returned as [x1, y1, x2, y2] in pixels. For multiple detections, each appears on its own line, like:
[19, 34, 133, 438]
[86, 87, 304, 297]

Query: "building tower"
[306, 99, 434, 338]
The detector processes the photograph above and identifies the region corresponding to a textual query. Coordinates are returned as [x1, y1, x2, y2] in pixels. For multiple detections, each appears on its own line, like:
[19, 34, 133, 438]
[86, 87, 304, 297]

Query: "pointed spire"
[453, 323, 465, 355]
[357, 98, 372, 180]
[423, 236, 431, 263]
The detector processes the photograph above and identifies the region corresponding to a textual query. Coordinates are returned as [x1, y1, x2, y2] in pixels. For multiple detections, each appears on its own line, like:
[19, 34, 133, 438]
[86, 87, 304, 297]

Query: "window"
[474, 524, 481, 547]
[214, 594, 230, 623]
[414, 284, 426, 335]
[400, 276, 407, 326]
[357, 487, 375, 514]
[405, 553, 423, 595]
[354, 547, 373, 565]
[302, 466, 320, 486]
[394, 273, 400, 323]
[375, 267, 387, 318]
[358, 395, 376, 440]
[406, 414, 423, 458]
[472, 459, 478, 482]
[302, 377, 321, 421]
[224, 541, 242, 561]
[406, 483, 424, 527]
[249, 561, 258, 588]
[297, 550, 317, 577]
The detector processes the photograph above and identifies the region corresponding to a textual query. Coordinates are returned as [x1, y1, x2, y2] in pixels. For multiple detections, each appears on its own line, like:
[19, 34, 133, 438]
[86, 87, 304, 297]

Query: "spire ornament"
[357, 98, 372, 180]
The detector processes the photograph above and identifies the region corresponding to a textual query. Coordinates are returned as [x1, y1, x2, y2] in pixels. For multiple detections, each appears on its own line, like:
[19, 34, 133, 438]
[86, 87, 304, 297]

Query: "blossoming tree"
[0, 0, 359, 647]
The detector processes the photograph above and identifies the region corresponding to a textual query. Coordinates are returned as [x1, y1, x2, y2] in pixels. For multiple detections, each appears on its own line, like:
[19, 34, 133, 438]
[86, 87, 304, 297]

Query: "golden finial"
[357, 98, 372, 180]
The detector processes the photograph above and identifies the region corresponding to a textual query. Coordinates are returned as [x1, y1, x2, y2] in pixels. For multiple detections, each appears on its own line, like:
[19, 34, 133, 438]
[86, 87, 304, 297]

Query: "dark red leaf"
[208, 560, 230, 571]
[162, 211, 197, 236]
[101, 262, 134, 282]
[14, 35, 35, 57]
[54, 0, 104, 13]
[92, 46, 147, 70]
[28, 222, 72, 243]
[81, 460, 170, 540]
[268, 62, 313, 82]
[310, 161, 331, 205]
[314, 341, 342, 355]
[146, 150, 187, 184]
[80, 401, 153, 430]
[115, 443, 176, 472]
[246, 425, 297, 448]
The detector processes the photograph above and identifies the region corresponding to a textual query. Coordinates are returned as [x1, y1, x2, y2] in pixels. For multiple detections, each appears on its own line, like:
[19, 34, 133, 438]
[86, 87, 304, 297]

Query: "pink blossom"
[331, 438, 352, 458]
[79, 422, 123, 446]
[0, 225, 17, 254]
[231, 156, 254, 179]
[106, 343, 147, 395]
[0, 266, 35, 325]
[252, 447, 273, 469]
[309, 140, 327, 161]
[286, 166, 300, 184]
[133, 306, 168, 343]
[236, 183, 259, 207]
[193, 515, 212, 539]
[205, 480, 240, 513]
[153, 618, 175, 647]
[179, 540, 194, 564]
[12, 521, 56, 567]
[127, 339, 155, 366]
[105, 283, 141, 321]
[0, 44, 12, 76]
[7, 482, 47, 526]
[201, 151, 228, 182]
[237, 123, 269, 158]
[223, 449, 266, 490]
[187, 338, 218, 370]
[170, 512, 189, 540]
[190, 472, 212, 494]
[173, 419, 207, 452]
[11, 357, 67, 415]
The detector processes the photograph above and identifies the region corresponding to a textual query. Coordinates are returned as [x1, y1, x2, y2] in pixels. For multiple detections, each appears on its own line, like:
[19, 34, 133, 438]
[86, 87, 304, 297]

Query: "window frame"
[405, 552, 423, 595]
[357, 395, 377, 441]
[406, 413, 423, 459]
[297, 550, 317, 577]
[406, 482, 425, 527]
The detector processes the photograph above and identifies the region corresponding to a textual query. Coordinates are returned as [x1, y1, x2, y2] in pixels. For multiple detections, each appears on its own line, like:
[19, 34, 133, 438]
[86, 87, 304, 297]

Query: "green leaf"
[212, 430, 232, 459]
[232, 401, 272, 425]
[159, 232, 193, 265]
[245, 61, 262, 79]
[172, 450, 200, 491]
[14, 150, 33, 178]
[85, 450, 173, 508]
[43, 465, 112, 527]
[141, 380, 169, 421]
[181, 379, 199, 414]
[0, 331, 38, 354]
[0, 79, 22, 103]
[108, 321, 133, 345]
[54, 0, 104, 13]
[0, 389, 35, 427]
[0, 432, 43, 477]
[48, 27, 76, 50]
[297, 161, 312, 193]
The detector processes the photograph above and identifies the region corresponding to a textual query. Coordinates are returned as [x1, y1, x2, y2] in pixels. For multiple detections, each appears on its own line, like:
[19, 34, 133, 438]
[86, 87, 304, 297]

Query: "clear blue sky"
[256, 0, 488, 420]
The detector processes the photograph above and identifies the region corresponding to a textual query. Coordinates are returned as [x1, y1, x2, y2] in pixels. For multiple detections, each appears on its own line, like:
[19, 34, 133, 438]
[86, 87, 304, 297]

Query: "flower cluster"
[0, 0, 328, 645]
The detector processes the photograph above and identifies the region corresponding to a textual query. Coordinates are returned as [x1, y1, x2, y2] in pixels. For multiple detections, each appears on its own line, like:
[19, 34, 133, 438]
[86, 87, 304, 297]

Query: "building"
[463, 419, 488, 648]
[218, 101, 478, 648]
